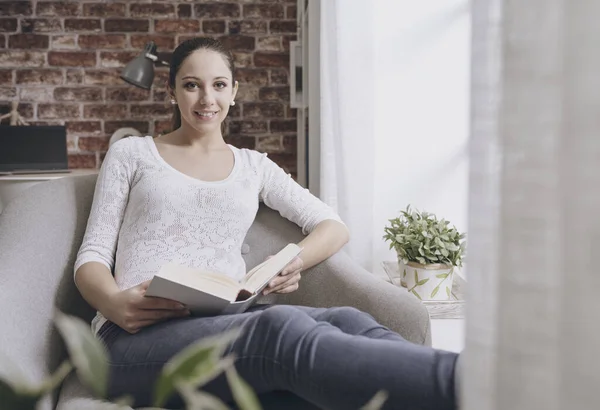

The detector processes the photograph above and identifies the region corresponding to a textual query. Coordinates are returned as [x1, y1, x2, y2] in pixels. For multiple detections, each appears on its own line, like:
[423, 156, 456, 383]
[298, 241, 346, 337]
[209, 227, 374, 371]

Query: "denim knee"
[326, 306, 371, 323]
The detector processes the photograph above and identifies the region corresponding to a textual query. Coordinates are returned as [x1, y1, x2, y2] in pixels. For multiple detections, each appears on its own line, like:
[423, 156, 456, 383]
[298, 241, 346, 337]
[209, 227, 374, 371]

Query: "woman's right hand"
[104, 280, 190, 334]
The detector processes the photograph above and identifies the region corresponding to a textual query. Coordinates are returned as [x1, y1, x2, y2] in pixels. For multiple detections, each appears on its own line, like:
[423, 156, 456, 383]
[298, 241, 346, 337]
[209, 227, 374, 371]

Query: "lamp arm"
[145, 53, 170, 67]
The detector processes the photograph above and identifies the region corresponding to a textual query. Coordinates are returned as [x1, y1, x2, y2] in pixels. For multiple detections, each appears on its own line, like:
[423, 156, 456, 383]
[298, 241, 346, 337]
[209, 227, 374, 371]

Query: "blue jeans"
[99, 304, 458, 410]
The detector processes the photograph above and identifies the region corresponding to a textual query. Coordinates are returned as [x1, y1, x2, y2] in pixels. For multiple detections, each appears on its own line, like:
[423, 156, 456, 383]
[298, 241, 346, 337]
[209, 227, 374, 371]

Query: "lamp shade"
[120, 42, 157, 90]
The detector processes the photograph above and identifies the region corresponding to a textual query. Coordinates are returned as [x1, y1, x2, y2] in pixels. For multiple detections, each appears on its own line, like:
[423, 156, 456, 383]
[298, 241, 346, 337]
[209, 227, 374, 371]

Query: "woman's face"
[172, 49, 238, 134]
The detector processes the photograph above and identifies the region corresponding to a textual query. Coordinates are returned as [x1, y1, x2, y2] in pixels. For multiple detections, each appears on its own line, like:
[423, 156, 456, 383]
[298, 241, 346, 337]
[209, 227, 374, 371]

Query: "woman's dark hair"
[169, 37, 235, 130]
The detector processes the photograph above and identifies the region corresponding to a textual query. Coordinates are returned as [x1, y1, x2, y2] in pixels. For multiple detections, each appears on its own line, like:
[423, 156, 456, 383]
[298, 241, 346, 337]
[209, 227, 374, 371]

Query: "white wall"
[372, 0, 471, 275]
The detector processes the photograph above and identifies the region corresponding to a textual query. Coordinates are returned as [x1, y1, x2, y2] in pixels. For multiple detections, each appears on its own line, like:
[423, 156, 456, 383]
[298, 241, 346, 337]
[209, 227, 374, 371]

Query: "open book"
[145, 243, 303, 316]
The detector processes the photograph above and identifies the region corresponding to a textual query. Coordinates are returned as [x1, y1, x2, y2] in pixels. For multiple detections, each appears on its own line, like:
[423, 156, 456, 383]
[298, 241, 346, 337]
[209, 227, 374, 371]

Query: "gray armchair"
[0, 175, 431, 410]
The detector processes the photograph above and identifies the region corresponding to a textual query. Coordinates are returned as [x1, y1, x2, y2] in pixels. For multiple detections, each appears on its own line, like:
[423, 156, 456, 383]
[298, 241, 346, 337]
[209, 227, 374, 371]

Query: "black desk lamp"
[120, 42, 170, 90]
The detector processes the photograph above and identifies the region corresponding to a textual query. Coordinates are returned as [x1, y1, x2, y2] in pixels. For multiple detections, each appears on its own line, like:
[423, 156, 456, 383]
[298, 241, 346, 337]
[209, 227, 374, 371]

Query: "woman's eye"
[184, 82, 198, 89]
[215, 82, 227, 89]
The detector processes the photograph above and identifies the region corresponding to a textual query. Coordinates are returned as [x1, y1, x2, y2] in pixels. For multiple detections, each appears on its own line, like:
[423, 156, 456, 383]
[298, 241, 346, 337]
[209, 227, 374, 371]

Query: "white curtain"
[465, 0, 600, 408]
[318, 0, 376, 269]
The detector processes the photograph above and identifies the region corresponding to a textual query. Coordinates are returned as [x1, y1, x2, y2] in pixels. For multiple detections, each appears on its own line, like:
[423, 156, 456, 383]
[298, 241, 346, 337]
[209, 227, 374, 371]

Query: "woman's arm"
[297, 219, 349, 270]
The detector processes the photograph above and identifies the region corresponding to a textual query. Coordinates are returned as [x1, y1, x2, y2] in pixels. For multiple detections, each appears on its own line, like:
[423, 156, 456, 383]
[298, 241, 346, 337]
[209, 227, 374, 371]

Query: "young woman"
[74, 37, 459, 410]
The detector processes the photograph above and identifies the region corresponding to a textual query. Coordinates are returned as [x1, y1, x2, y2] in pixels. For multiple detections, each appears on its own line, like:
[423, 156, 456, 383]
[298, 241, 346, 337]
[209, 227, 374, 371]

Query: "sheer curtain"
[465, 0, 600, 408]
[318, 0, 376, 269]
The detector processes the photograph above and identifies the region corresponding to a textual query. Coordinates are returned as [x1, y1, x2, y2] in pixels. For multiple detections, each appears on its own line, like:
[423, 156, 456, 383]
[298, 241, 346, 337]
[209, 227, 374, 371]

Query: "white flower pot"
[399, 261, 454, 301]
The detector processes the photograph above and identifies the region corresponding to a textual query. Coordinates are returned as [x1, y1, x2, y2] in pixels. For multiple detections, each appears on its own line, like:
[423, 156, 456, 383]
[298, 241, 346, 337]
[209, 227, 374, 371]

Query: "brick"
[83, 3, 126, 18]
[218, 35, 255, 51]
[235, 68, 268, 86]
[66, 121, 102, 135]
[243, 4, 284, 19]
[155, 19, 199, 34]
[0, 34, 4, 49]
[105, 19, 149, 33]
[51, 35, 77, 49]
[286, 5, 297, 19]
[79, 34, 127, 50]
[232, 52, 252, 68]
[154, 119, 172, 135]
[229, 120, 268, 134]
[0, 69, 11, 84]
[266, 153, 296, 174]
[100, 51, 138, 68]
[65, 69, 83, 84]
[202, 20, 226, 34]
[270, 69, 288, 85]
[259, 86, 289, 102]
[48, 51, 96, 67]
[55, 87, 103, 102]
[130, 103, 171, 118]
[83, 69, 123, 86]
[243, 102, 284, 118]
[8, 34, 49, 49]
[224, 135, 255, 150]
[105, 120, 149, 135]
[0, 51, 45, 67]
[0, 87, 16, 99]
[177, 4, 192, 18]
[282, 134, 297, 153]
[257, 135, 283, 153]
[130, 3, 175, 18]
[78, 136, 109, 151]
[0, 102, 33, 119]
[16, 68, 62, 85]
[257, 36, 282, 52]
[269, 20, 296, 34]
[0, 2, 33, 17]
[255, 52, 288, 68]
[228, 20, 267, 34]
[84, 103, 127, 119]
[36, 2, 80, 17]
[106, 87, 150, 101]
[21, 19, 62, 33]
[131, 35, 175, 50]
[19, 87, 52, 102]
[194, 3, 240, 18]
[233, 86, 258, 102]
[68, 154, 96, 169]
[270, 119, 296, 133]
[152, 89, 169, 103]
[64, 19, 101, 32]
[0, 19, 17, 33]
[282, 35, 296, 51]
[285, 106, 296, 118]
[38, 104, 80, 119]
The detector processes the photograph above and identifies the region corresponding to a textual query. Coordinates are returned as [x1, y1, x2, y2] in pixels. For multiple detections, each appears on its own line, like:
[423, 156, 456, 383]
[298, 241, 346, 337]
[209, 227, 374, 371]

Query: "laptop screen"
[0, 125, 69, 172]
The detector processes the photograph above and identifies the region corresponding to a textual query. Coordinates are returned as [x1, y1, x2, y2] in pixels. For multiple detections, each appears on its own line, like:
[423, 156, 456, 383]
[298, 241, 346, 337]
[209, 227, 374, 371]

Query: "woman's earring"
[230, 101, 236, 106]
[170, 99, 177, 105]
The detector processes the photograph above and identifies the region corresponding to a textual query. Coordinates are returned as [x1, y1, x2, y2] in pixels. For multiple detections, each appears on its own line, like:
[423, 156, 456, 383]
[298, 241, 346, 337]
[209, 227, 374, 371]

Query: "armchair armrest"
[266, 251, 432, 346]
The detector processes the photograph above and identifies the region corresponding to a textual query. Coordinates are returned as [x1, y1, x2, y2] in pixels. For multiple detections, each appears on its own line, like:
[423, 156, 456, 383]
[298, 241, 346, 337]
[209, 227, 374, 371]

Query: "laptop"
[0, 125, 70, 174]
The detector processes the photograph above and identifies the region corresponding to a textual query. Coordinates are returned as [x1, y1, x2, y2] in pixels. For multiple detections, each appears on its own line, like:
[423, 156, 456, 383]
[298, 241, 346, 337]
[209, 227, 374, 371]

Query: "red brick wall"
[0, 1, 298, 176]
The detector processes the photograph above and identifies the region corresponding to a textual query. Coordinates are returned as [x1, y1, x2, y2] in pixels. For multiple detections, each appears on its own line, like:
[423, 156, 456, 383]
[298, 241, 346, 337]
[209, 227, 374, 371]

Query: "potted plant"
[383, 206, 466, 301]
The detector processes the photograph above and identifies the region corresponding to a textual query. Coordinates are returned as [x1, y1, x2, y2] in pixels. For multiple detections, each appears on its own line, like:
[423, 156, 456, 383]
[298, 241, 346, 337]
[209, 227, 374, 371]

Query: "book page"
[243, 243, 302, 293]
[154, 263, 242, 301]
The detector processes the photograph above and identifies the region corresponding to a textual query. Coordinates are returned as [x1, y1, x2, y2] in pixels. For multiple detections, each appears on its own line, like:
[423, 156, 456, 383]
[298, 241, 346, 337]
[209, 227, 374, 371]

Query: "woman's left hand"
[262, 256, 303, 295]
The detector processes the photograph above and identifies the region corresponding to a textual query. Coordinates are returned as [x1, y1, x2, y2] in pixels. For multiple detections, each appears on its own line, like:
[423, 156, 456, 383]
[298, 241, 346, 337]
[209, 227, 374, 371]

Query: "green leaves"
[226, 366, 262, 410]
[54, 311, 109, 398]
[153, 328, 242, 407]
[383, 205, 466, 267]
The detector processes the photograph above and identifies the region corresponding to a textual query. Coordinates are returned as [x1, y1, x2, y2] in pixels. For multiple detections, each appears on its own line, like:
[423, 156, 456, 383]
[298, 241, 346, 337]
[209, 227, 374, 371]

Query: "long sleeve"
[258, 153, 344, 235]
[74, 139, 133, 276]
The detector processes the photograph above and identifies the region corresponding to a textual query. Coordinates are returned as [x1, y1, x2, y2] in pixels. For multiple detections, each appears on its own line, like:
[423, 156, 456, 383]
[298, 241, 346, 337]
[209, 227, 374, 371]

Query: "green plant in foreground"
[0, 311, 259, 410]
[384, 205, 466, 267]
[0, 312, 388, 410]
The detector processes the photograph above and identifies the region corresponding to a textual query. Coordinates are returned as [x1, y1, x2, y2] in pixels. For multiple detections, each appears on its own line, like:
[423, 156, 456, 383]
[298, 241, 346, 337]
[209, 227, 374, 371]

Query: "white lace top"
[75, 136, 343, 334]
